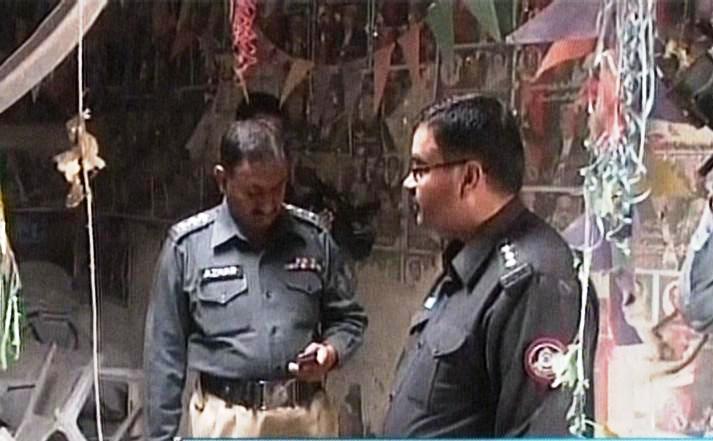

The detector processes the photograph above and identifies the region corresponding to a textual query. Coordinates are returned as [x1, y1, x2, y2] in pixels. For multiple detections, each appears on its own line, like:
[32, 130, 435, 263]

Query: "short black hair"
[417, 94, 525, 194]
[220, 118, 286, 170]
[235, 92, 283, 121]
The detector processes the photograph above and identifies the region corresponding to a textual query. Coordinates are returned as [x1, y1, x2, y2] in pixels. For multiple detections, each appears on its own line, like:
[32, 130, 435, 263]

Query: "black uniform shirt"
[144, 200, 368, 441]
[383, 198, 598, 437]
[680, 203, 713, 333]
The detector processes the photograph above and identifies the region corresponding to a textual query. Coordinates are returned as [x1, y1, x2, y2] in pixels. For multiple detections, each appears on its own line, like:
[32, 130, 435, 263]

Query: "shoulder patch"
[498, 240, 533, 290]
[284, 204, 330, 230]
[169, 210, 214, 241]
[524, 337, 566, 385]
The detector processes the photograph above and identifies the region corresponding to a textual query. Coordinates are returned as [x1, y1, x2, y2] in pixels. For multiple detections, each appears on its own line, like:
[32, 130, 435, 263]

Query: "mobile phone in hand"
[297, 351, 319, 367]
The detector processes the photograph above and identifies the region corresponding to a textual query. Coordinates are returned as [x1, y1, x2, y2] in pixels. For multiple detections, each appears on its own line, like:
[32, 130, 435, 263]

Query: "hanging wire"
[366, 0, 378, 70]
[77, 0, 105, 439]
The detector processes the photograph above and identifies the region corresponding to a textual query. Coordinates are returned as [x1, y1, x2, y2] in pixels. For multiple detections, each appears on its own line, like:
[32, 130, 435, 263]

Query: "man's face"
[403, 124, 461, 236]
[216, 159, 289, 238]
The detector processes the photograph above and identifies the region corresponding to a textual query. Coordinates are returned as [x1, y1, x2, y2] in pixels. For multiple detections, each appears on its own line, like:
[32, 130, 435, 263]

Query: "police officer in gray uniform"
[680, 195, 713, 333]
[143, 117, 367, 440]
[383, 95, 598, 437]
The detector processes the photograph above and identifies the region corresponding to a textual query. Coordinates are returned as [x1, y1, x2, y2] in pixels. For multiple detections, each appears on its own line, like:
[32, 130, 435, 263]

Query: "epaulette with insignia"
[284, 204, 330, 230]
[169, 210, 214, 241]
[498, 240, 533, 291]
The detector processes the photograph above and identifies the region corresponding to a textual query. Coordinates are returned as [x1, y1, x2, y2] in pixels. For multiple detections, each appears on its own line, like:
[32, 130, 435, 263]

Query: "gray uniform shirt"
[144, 200, 367, 441]
[680, 201, 713, 333]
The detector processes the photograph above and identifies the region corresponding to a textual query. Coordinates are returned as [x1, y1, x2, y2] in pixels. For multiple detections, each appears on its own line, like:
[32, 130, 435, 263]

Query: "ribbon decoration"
[232, 0, 258, 82]
[0, 188, 21, 370]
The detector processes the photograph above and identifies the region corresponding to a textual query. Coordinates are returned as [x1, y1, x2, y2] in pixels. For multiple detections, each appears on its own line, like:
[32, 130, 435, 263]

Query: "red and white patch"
[524, 338, 565, 384]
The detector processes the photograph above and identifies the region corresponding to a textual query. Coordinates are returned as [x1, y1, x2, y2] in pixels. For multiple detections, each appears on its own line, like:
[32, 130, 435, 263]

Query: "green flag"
[426, 0, 455, 68]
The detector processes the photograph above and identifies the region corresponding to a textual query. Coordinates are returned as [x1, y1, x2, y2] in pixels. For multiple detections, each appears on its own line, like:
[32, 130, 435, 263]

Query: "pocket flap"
[284, 271, 322, 295]
[426, 325, 467, 357]
[197, 278, 248, 305]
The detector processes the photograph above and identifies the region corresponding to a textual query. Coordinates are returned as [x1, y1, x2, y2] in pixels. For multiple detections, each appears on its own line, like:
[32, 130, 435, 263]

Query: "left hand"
[287, 342, 338, 382]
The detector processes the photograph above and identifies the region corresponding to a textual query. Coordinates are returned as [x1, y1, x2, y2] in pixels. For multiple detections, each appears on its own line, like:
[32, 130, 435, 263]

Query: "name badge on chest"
[201, 265, 243, 284]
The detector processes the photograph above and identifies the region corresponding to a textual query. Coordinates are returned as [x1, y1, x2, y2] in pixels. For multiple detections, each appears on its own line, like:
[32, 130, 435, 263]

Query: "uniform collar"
[211, 199, 304, 249]
[448, 197, 526, 287]
[211, 199, 248, 248]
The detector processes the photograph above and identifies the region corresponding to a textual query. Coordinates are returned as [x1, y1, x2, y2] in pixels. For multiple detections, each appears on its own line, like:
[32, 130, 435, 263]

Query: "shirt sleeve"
[144, 237, 191, 441]
[320, 233, 368, 365]
[486, 272, 599, 436]
[679, 202, 713, 333]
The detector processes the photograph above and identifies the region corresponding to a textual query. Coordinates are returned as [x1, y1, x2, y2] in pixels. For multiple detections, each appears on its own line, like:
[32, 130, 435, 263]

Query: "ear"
[214, 164, 227, 194]
[460, 161, 482, 197]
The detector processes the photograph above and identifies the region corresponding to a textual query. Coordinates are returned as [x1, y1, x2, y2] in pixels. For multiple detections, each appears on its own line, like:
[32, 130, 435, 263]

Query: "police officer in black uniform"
[383, 95, 599, 437]
[144, 117, 367, 440]
[680, 195, 713, 333]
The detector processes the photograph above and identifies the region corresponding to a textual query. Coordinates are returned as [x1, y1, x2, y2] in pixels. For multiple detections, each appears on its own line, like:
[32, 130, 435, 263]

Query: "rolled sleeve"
[320, 234, 368, 365]
[144, 238, 191, 441]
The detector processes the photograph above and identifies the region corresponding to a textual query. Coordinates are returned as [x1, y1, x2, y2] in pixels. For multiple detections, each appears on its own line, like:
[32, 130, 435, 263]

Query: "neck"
[456, 193, 516, 243]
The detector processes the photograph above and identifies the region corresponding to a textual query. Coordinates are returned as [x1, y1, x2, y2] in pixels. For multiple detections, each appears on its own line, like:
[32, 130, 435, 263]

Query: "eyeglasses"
[404, 159, 470, 183]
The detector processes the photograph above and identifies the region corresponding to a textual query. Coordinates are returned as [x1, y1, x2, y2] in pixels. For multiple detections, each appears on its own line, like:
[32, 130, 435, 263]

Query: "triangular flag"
[280, 58, 314, 106]
[398, 24, 422, 86]
[426, 0, 455, 68]
[343, 58, 365, 117]
[374, 42, 396, 113]
[385, 75, 434, 157]
[535, 38, 595, 79]
[310, 66, 332, 125]
[506, 0, 600, 44]
[495, 0, 516, 39]
[462, 0, 501, 41]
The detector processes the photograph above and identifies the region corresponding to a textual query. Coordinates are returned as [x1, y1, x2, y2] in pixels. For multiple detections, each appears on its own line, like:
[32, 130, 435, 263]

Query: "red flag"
[373, 42, 396, 113]
[535, 38, 595, 79]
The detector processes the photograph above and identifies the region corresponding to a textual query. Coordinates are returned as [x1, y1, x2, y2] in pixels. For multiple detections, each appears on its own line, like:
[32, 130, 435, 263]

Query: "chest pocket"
[198, 277, 248, 304]
[194, 278, 250, 336]
[284, 271, 323, 296]
[405, 324, 469, 411]
[281, 271, 322, 327]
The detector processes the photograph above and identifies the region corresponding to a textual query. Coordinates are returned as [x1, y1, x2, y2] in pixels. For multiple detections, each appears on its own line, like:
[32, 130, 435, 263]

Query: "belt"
[200, 374, 323, 410]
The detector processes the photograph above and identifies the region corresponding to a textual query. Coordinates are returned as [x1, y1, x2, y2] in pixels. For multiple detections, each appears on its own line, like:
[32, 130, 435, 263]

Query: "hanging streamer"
[551, 0, 657, 436]
[0, 186, 21, 371]
[232, 0, 258, 83]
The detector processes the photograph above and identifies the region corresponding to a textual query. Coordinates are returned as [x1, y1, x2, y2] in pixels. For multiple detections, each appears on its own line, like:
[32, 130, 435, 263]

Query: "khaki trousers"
[189, 386, 338, 437]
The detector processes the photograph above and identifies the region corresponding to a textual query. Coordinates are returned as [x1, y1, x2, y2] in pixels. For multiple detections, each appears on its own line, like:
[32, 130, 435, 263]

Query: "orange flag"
[280, 59, 314, 106]
[535, 38, 595, 80]
[398, 25, 422, 86]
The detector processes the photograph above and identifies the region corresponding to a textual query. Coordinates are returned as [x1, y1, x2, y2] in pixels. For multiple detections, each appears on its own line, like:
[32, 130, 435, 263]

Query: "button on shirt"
[144, 200, 367, 441]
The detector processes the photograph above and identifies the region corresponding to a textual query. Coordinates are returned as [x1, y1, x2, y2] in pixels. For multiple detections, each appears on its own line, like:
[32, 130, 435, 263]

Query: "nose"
[402, 172, 416, 190]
